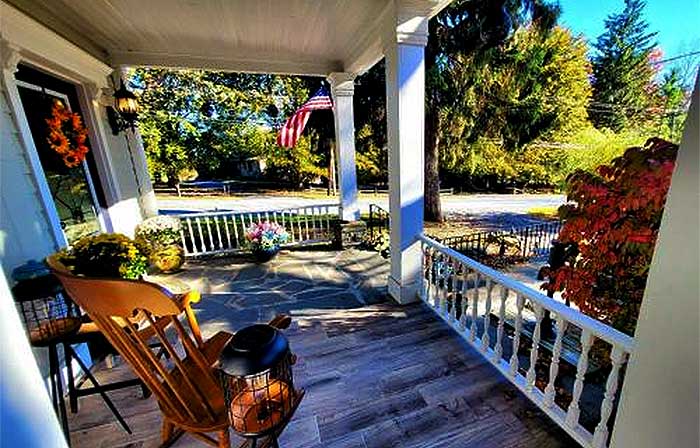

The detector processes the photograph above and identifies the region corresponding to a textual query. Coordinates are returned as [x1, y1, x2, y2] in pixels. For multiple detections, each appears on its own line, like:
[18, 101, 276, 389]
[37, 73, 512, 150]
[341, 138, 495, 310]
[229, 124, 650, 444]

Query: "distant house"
[233, 157, 267, 178]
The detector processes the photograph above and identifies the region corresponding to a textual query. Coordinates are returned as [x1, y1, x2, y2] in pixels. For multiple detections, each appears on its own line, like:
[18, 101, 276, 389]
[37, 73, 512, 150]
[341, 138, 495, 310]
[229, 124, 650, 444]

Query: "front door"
[15, 65, 108, 245]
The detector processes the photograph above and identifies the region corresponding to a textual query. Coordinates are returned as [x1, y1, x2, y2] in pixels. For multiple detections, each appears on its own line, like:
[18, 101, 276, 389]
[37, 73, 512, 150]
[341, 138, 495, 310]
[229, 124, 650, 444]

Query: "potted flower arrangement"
[245, 221, 289, 262]
[56, 233, 148, 279]
[135, 215, 185, 273]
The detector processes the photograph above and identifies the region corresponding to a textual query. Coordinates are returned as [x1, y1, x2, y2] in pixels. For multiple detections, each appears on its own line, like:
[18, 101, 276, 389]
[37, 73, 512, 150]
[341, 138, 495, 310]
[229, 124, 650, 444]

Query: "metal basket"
[219, 324, 297, 440]
[12, 274, 82, 346]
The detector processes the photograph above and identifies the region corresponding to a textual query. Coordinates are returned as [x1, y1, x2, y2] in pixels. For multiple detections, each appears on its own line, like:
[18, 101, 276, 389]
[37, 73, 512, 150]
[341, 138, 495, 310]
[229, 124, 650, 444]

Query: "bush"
[362, 230, 390, 258]
[58, 233, 148, 279]
[548, 138, 678, 335]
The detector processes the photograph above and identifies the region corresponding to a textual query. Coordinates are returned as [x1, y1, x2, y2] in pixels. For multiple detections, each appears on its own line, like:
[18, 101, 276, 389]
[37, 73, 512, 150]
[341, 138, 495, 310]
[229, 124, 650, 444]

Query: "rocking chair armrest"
[202, 331, 234, 366]
[267, 314, 292, 330]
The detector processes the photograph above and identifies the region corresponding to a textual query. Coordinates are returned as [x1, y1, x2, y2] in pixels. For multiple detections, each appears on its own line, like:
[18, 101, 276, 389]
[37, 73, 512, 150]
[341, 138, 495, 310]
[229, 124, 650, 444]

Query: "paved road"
[158, 193, 565, 225]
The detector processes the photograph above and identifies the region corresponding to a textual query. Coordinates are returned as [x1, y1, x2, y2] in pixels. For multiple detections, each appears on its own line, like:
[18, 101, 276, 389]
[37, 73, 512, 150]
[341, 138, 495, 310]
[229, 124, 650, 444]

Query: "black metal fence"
[434, 221, 562, 262]
[368, 204, 390, 237]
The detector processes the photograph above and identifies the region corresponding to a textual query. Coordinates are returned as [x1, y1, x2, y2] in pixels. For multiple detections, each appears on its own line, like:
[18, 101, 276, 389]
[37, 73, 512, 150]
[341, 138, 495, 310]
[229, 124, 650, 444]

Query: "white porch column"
[384, 10, 428, 304]
[609, 77, 700, 447]
[327, 72, 359, 222]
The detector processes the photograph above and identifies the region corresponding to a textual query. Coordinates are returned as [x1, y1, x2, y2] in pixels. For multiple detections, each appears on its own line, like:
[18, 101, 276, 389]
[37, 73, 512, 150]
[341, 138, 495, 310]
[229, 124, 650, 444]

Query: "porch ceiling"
[5, 0, 450, 76]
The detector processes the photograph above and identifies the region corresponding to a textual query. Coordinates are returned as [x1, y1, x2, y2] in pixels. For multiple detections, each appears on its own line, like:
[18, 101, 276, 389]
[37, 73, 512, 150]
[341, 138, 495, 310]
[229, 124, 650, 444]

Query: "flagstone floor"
[67, 248, 575, 448]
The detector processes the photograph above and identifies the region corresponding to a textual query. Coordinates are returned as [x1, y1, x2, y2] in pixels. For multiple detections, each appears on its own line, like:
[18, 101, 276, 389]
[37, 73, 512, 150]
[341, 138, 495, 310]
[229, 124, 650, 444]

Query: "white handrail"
[174, 202, 340, 219]
[419, 235, 635, 353]
[419, 233, 636, 448]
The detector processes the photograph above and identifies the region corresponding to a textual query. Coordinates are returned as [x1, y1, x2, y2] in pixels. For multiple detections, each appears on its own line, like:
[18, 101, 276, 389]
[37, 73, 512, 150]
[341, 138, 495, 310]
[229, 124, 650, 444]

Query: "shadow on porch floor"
[68, 248, 575, 448]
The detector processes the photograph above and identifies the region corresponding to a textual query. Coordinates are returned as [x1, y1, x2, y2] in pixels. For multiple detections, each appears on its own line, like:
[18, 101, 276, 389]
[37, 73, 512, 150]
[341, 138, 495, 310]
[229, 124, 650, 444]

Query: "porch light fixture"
[107, 79, 139, 135]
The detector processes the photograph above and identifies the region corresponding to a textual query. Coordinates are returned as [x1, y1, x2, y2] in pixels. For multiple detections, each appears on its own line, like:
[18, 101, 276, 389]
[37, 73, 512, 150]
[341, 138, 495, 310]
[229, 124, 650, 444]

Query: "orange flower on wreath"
[46, 100, 89, 168]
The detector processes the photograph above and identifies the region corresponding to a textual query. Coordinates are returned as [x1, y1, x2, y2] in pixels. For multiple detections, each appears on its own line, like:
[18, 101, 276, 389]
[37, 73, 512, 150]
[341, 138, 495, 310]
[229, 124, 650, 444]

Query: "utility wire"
[651, 50, 700, 66]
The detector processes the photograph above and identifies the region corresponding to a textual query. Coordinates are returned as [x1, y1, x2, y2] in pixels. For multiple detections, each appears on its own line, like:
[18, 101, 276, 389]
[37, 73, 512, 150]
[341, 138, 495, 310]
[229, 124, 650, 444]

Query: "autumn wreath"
[46, 100, 89, 168]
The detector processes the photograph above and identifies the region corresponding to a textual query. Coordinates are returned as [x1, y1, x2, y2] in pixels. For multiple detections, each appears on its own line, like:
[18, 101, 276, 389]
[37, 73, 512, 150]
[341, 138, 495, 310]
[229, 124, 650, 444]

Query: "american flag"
[277, 86, 333, 148]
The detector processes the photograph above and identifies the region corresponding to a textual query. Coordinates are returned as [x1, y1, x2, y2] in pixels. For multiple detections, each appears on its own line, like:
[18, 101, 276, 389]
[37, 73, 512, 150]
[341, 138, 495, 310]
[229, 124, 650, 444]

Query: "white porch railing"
[419, 235, 635, 448]
[175, 203, 340, 257]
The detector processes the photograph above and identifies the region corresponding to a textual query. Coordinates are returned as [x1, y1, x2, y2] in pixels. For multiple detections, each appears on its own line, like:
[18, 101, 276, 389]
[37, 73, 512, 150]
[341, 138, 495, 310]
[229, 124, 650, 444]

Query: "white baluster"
[214, 216, 223, 249]
[280, 211, 289, 242]
[195, 217, 206, 252]
[448, 258, 457, 322]
[421, 245, 430, 302]
[432, 253, 440, 309]
[293, 209, 300, 241]
[544, 316, 568, 408]
[430, 249, 438, 308]
[481, 279, 493, 352]
[526, 303, 544, 392]
[438, 255, 447, 315]
[470, 272, 480, 341]
[509, 294, 525, 377]
[223, 215, 232, 249]
[186, 218, 197, 254]
[493, 286, 508, 362]
[232, 214, 241, 248]
[303, 208, 310, 240]
[592, 347, 627, 448]
[205, 217, 215, 250]
[314, 207, 320, 239]
[460, 267, 470, 330]
[566, 329, 594, 428]
[179, 220, 188, 255]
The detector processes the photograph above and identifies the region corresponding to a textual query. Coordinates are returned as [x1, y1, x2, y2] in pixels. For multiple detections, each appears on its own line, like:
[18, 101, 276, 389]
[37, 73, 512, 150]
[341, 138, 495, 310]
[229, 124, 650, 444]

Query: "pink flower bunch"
[244, 221, 289, 250]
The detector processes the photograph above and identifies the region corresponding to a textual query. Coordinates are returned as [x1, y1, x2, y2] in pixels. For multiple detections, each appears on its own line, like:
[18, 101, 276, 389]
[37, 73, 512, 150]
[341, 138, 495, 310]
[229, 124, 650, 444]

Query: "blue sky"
[558, 0, 700, 60]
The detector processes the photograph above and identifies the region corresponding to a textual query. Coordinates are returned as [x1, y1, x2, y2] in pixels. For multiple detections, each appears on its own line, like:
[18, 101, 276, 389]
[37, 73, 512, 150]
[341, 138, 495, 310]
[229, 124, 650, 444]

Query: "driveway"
[158, 193, 565, 218]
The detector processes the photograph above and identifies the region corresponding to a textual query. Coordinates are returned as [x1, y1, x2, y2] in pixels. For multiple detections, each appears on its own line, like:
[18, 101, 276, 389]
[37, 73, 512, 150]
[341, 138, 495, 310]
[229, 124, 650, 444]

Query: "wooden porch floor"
[67, 248, 575, 448]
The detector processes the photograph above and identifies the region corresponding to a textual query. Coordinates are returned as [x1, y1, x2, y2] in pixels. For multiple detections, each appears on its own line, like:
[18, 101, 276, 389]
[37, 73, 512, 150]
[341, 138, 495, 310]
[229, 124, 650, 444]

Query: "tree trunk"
[424, 106, 442, 222]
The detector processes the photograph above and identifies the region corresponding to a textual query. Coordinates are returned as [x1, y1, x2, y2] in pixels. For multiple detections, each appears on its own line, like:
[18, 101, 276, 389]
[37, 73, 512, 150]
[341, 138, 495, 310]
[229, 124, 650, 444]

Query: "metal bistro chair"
[48, 256, 292, 448]
[11, 271, 148, 443]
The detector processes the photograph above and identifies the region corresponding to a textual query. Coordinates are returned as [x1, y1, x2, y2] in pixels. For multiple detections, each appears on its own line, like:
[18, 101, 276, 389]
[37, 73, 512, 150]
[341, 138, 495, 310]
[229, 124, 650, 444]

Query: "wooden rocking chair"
[47, 257, 291, 448]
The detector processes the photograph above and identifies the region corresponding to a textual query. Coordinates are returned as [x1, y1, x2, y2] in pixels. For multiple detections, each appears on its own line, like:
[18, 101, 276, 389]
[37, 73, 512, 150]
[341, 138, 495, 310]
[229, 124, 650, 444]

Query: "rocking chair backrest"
[47, 255, 225, 428]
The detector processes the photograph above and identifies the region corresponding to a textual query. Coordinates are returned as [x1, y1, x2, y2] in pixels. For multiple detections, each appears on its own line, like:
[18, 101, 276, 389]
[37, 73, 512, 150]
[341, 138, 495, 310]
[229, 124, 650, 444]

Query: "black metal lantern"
[107, 79, 139, 134]
[219, 325, 298, 447]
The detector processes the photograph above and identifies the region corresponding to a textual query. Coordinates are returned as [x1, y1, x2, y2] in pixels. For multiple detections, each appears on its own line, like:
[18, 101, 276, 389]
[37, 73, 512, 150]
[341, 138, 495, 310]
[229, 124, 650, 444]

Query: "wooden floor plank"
[66, 251, 575, 448]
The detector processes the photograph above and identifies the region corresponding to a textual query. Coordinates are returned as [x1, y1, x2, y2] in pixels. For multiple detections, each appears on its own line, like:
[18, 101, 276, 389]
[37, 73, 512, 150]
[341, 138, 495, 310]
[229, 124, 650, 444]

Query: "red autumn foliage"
[549, 138, 678, 336]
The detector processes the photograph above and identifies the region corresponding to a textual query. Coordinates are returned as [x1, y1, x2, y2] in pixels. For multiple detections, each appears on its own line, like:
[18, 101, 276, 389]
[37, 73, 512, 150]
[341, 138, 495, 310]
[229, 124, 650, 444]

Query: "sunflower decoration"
[45, 100, 89, 168]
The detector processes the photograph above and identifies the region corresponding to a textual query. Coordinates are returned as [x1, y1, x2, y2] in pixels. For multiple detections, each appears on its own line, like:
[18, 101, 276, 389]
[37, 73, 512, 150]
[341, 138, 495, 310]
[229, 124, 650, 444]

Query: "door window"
[17, 81, 102, 244]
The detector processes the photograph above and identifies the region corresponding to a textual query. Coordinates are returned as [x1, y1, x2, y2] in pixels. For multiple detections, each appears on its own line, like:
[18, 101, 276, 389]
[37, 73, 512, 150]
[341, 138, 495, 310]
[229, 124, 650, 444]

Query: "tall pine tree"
[590, 0, 657, 131]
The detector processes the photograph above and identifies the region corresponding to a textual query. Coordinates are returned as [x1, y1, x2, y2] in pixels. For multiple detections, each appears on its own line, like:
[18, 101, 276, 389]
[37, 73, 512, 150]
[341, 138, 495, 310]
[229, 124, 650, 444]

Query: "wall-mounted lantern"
[107, 79, 139, 135]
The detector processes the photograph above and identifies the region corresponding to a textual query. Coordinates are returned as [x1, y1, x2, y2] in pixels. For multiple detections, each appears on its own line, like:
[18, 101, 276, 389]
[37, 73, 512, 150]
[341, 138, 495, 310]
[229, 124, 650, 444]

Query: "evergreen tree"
[590, 0, 657, 131]
[424, 0, 560, 221]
